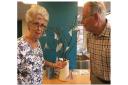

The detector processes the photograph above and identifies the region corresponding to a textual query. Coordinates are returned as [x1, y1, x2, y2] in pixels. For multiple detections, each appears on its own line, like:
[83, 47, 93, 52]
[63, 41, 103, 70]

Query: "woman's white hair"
[25, 4, 49, 23]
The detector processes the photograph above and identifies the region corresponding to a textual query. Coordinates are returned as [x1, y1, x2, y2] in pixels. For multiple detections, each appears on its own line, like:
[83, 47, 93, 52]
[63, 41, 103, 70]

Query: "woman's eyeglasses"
[31, 22, 47, 30]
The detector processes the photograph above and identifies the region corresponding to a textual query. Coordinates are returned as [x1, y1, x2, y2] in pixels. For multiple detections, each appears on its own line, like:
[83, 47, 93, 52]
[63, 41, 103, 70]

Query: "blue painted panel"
[39, 2, 77, 69]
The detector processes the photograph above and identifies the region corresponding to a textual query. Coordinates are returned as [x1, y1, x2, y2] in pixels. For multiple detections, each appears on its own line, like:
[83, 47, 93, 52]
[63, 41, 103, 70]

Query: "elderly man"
[81, 1, 111, 84]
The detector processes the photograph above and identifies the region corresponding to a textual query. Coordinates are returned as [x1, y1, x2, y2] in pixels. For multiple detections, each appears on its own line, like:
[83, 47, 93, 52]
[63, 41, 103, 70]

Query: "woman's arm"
[44, 60, 66, 69]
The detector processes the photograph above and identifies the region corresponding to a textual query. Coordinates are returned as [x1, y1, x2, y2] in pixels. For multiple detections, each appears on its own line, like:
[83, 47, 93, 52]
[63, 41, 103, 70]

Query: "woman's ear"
[27, 23, 31, 31]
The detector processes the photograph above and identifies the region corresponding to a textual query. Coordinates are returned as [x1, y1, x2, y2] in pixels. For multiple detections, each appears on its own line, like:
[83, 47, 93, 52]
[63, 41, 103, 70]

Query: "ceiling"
[18, 2, 110, 21]
[17, 2, 31, 20]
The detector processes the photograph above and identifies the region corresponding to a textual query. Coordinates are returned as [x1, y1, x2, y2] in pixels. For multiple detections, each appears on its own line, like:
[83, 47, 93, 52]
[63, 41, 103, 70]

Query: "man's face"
[28, 14, 48, 39]
[81, 4, 96, 33]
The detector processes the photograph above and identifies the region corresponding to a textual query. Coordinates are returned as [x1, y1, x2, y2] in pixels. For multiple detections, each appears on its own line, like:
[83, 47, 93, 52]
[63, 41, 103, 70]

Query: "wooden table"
[42, 69, 90, 84]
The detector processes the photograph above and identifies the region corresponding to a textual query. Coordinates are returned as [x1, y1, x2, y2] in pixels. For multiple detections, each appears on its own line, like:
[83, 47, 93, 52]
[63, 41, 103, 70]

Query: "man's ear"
[94, 13, 100, 27]
[94, 12, 99, 21]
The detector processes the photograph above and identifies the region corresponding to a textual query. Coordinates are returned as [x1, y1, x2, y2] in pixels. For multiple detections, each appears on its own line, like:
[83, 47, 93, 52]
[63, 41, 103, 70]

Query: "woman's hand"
[44, 60, 67, 69]
[53, 61, 67, 69]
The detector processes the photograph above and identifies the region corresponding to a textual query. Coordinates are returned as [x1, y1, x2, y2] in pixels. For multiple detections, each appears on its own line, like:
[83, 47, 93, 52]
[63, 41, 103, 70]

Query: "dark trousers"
[90, 74, 110, 84]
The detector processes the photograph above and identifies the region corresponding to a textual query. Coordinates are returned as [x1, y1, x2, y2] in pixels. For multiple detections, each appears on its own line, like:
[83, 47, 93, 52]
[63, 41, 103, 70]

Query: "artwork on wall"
[39, 2, 77, 70]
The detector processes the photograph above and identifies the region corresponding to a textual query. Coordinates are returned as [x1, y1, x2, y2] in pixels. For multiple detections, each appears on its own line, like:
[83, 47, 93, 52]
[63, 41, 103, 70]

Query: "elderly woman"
[17, 5, 66, 85]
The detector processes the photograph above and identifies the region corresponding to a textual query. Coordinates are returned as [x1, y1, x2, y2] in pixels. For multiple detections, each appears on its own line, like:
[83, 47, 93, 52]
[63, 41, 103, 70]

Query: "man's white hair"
[86, 1, 106, 16]
[25, 4, 49, 23]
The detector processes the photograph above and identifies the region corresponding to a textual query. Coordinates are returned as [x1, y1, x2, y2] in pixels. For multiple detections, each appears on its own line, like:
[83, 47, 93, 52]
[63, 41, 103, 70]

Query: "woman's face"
[28, 14, 48, 39]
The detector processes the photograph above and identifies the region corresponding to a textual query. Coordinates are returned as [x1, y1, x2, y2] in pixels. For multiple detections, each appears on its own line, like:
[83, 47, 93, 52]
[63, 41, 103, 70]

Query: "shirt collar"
[98, 19, 110, 37]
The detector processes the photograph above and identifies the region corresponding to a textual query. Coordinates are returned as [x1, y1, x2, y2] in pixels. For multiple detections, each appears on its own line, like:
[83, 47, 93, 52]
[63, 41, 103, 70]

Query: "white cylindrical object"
[59, 60, 69, 81]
